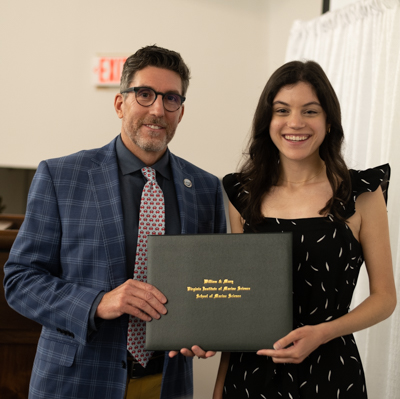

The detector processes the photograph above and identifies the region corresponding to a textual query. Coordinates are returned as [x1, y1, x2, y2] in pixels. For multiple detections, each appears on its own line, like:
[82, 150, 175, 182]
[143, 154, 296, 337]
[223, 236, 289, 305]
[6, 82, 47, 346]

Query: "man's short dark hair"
[120, 45, 191, 96]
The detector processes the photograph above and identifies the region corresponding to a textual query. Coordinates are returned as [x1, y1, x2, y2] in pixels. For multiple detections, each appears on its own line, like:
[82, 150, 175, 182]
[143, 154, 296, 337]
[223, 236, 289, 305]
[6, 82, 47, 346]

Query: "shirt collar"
[116, 135, 172, 180]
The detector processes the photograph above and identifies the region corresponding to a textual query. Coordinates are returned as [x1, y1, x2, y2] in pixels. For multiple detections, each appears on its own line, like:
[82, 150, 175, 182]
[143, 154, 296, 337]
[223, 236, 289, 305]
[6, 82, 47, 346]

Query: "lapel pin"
[183, 178, 193, 188]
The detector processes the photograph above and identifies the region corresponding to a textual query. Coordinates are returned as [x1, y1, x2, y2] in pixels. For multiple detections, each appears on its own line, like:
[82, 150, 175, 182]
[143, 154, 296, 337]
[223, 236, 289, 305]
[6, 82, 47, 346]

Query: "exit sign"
[93, 56, 127, 87]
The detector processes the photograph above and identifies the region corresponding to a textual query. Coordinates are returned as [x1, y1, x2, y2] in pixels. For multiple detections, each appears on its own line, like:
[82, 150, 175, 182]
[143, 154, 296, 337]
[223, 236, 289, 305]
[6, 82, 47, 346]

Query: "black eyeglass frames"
[120, 87, 185, 112]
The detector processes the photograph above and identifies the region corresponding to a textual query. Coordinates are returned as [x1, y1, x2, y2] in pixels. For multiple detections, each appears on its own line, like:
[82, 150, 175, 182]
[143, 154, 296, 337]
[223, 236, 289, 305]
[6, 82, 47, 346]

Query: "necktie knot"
[141, 167, 156, 183]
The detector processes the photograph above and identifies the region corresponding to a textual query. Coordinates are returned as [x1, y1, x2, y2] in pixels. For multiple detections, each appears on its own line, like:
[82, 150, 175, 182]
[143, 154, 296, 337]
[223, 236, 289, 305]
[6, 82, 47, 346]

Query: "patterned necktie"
[127, 167, 165, 367]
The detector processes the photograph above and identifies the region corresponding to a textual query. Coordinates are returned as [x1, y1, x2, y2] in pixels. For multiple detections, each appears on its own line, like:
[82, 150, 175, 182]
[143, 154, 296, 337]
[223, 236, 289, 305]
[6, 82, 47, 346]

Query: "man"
[4, 45, 226, 399]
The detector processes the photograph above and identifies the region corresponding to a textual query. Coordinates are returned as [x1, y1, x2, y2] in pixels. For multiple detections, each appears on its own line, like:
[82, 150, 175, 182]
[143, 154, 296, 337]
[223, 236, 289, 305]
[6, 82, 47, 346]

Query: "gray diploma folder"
[146, 233, 293, 351]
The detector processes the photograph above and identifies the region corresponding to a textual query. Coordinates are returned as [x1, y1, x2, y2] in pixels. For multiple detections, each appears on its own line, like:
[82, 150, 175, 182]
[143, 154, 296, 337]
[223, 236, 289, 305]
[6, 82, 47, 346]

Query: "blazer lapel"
[88, 140, 127, 288]
[170, 153, 198, 235]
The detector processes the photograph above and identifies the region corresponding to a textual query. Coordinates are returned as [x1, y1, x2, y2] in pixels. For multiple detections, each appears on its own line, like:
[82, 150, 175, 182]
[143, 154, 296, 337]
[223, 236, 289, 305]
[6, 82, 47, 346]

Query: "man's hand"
[169, 345, 216, 359]
[95, 279, 167, 321]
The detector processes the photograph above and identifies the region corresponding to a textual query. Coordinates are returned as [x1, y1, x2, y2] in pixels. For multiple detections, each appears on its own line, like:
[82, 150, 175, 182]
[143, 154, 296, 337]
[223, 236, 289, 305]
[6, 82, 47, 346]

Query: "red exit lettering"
[93, 57, 127, 86]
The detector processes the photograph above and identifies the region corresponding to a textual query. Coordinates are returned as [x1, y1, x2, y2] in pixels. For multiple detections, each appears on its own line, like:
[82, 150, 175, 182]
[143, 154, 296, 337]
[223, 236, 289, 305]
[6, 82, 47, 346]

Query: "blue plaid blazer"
[4, 137, 226, 399]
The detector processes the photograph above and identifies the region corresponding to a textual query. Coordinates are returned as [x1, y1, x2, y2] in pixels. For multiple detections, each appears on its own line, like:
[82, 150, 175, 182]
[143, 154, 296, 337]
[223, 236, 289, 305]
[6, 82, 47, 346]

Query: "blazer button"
[122, 360, 127, 369]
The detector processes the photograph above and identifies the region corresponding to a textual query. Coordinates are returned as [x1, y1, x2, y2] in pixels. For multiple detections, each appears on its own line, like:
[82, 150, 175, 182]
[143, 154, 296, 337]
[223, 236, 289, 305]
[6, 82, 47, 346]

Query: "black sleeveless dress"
[222, 165, 390, 399]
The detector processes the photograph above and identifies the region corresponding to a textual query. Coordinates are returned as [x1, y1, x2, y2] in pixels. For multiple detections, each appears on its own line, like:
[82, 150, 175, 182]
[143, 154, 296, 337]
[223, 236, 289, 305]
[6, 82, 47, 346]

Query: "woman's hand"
[256, 324, 328, 364]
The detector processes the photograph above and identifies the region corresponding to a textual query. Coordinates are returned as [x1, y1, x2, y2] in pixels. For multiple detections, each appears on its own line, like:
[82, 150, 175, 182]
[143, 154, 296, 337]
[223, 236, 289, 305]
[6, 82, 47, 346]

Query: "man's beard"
[124, 117, 176, 153]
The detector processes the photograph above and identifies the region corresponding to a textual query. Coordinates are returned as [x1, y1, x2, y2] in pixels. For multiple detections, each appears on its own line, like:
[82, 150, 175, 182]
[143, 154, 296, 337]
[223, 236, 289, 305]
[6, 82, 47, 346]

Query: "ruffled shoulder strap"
[222, 173, 243, 213]
[224, 166, 390, 220]
[344, 164, 390, 218]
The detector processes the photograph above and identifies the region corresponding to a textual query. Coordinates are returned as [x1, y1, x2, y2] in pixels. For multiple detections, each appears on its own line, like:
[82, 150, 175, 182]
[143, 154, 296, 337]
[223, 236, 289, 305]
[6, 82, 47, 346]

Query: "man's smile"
[144, 124, 165, 130]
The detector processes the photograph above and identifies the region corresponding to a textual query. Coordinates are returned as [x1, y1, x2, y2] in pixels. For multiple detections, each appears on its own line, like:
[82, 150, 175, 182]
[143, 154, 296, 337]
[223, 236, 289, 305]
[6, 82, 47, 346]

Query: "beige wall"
[1, 0, 321, 177]
[0, 0, 321, 396]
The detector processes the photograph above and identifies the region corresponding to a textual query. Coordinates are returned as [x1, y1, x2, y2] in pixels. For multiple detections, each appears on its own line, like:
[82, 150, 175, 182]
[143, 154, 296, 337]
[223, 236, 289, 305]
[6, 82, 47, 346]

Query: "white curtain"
[285, 1, 400, 398]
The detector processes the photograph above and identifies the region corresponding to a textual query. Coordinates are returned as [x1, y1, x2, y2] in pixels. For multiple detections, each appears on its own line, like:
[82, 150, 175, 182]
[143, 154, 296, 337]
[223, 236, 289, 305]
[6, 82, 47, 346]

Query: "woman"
[213, 61, 396, 398]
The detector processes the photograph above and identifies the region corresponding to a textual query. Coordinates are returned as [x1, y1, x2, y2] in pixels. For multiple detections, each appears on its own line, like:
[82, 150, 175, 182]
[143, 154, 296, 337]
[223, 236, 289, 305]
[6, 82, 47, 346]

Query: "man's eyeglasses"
[120, 87, 186, 112]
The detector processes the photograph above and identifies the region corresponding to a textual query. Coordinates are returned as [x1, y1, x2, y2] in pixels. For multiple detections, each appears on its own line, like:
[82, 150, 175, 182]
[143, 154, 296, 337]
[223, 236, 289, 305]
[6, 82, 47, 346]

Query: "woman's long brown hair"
[237, 61, 351, 228]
